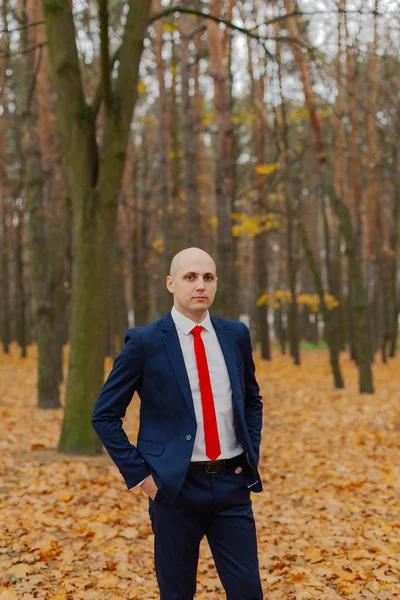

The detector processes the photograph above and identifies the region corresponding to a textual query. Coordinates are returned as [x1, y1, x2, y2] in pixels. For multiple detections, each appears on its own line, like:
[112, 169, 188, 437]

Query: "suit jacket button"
[186, 434, 192, 441]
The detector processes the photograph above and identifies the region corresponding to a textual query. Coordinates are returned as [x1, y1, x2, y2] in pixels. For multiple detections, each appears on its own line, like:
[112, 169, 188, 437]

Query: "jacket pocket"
[137, 439, 165, 456]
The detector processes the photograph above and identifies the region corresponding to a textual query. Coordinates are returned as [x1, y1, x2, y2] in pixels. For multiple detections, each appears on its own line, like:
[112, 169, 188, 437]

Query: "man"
[92, 247, 263, 599]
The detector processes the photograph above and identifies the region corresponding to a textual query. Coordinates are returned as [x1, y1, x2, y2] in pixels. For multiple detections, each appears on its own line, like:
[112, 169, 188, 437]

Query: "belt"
[189, 452, 246, 474]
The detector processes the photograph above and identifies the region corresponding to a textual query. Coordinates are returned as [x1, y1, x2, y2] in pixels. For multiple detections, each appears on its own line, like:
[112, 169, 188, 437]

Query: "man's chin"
[190, 302, 211, 311]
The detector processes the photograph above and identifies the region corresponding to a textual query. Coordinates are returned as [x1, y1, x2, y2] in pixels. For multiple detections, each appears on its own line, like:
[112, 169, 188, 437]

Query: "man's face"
[166, 255, 218, 318]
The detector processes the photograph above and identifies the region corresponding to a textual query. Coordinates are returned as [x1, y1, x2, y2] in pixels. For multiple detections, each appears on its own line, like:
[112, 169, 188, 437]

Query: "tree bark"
[153, 2, 175, 315]
[343, 1, 363, 262]
[207, 0, 237, 319]
[132, 132, 152, 326]
[389, 142, 400, 357]
[247, 39, 270, 360]
[330, 187, 374, 392]
[275, 21, 300, 365]
[41, 0, 152, 452]
[180, 0, 201, 247]
[0, 0, 11, 353]
[15, 199, 28, 358]
[299, 222, 344, 388]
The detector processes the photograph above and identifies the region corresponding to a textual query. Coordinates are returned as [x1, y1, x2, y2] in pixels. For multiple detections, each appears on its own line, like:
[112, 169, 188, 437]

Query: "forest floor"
[0, 342, 399, 600]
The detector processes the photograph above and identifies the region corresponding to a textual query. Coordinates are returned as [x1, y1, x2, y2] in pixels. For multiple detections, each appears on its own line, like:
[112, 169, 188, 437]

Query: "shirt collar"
[171, 305, 213, 335]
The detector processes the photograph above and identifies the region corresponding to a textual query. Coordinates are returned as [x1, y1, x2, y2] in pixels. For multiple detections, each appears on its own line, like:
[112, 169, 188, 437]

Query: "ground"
[0, 343, 399, 599]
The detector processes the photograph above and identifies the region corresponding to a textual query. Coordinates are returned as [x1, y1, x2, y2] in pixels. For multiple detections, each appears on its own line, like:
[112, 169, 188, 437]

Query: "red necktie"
[190, 325, 221, 461]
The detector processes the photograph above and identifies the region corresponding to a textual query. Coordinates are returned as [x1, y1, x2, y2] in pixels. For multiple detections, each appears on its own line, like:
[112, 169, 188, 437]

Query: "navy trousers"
[148, 462, 263, 600]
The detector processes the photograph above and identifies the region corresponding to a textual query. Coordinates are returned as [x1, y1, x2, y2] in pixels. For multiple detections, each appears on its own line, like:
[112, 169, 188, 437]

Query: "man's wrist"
[138, 475, 150, 487]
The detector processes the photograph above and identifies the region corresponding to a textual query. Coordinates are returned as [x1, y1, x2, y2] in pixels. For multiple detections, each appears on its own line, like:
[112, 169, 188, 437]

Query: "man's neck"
[173, 305, 208, 324]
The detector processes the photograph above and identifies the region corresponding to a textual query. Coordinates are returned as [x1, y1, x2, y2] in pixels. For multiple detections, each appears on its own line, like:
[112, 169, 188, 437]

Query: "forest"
[0, 1, 399, 598]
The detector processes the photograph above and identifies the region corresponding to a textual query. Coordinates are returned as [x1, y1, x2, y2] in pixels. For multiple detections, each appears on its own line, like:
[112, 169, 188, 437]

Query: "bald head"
[169, 247, 216, 278]
[166, 247, 218, 321]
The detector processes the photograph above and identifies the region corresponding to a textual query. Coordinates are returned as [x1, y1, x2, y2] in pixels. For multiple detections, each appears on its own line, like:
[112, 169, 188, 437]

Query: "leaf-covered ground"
[1, 343, 399, 600]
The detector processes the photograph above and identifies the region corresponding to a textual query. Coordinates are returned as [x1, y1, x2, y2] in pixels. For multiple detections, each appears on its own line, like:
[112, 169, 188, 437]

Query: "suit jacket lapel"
[211, 316, 241, 406]
[160, 311, 241, 424]
[161, 312, 197, 424]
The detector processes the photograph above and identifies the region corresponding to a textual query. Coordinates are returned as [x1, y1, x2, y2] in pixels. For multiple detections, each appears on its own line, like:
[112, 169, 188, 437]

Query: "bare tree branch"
[149, 6, 312, 50]
[0, 41, 47, 58]
[0, 19, 44, 34]
[0, 8, 385, 36]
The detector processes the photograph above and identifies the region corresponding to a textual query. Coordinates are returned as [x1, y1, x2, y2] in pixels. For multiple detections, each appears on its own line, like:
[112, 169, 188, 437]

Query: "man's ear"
[166, 275, 174, 293]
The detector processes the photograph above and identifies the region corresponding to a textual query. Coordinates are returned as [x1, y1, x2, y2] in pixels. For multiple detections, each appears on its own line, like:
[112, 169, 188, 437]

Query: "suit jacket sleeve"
[91, 329, 151, 489]
[241, 323, 263, 462]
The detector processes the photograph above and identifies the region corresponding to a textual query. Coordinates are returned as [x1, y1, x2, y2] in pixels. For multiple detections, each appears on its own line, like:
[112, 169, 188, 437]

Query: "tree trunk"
[343, 2, 363, 262]
[0, 0, 11, 353]
[247, 36, 270, 360]
[389, 141, 400, 357]
[15, 201, 27, 358]
[132, 133, 152, 326]
[286, 196, 300, 365]
[366, 1, 382, 357]
[180, 0, 201, 247]
[42, 0, 152, 452]
[274, 15, 299, 364]
[330, 187, 374, 392]
[154, 2, 175, 315]
[299, 222, 344, 388]
[106, 235, 128, 358]
[22, 0, 63, 408]
[207, 0, 236, 319]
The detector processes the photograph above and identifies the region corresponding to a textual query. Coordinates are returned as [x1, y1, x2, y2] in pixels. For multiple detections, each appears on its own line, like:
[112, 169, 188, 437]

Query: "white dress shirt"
[138, 305, 242, 486]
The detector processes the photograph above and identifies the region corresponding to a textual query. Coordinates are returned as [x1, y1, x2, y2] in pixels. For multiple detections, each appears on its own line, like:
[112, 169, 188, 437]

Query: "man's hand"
[139, 475, 159, 500]
[139, 468, 243, 499]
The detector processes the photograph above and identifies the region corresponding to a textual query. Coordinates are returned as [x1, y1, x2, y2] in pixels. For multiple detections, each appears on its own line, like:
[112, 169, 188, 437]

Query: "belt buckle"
[206, 460, 225, 474]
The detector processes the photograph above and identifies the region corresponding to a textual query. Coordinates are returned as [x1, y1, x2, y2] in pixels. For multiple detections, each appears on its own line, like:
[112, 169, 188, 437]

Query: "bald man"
[92, 247, 263, 599]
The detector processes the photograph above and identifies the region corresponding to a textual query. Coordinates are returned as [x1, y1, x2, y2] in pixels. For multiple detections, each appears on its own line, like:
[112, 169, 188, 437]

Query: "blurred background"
[0, 0, 399, 444]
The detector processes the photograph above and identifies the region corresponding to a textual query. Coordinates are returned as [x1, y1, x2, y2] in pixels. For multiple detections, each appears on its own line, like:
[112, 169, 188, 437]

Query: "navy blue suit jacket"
[92, 310, 263, 503]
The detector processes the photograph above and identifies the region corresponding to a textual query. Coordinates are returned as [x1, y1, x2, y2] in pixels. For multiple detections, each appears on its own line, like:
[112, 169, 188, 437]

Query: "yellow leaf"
[208, 217, 218, 228]
[255, 163, 280, 175]
[152, 238, 164, 253]
[59, 494, 73, 502]
[163, 23, 178, 32]
[304, 549, 325, 563]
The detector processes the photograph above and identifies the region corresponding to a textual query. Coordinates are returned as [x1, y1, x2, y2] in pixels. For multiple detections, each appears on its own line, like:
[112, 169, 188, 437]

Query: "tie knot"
[190, 325, 204, 337]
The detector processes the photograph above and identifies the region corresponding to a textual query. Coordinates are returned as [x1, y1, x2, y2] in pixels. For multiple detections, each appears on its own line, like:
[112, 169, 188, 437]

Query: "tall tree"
[180, 0, 201, 247]
[274, 16, 300, 365]
[22, 0, 68, 407]
[247, 37, 270, 360]
[207, 0, 237, 319]
[153, 9, 175, 316]
[0, 0, 11, 353]
[41, 0, 152, 452]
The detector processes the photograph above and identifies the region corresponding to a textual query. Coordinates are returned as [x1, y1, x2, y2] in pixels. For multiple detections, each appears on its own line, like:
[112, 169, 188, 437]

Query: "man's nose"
[196, 280, 205, 290]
